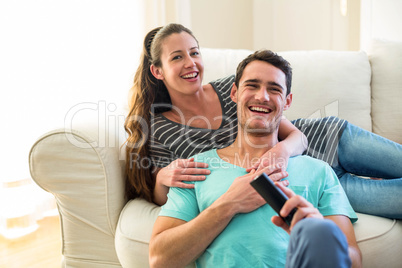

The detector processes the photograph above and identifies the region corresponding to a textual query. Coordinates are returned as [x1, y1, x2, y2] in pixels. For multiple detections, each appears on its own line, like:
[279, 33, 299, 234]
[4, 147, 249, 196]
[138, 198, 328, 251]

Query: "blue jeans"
[332, 123, 402, 219]
[286, 218, 351, 268]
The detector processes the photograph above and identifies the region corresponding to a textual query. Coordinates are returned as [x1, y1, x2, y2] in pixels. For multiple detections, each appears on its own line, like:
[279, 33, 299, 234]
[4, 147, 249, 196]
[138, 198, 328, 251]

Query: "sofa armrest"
[29, 127, 126, 267]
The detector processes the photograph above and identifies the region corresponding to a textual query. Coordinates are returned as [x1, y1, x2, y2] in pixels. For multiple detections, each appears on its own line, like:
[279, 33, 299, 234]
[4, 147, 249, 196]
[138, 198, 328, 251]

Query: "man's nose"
[255, 87, 269, 101]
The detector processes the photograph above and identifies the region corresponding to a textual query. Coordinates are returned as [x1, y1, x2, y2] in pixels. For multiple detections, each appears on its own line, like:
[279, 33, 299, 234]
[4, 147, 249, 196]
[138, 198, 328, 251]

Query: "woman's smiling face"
[151, 32, 204, 98]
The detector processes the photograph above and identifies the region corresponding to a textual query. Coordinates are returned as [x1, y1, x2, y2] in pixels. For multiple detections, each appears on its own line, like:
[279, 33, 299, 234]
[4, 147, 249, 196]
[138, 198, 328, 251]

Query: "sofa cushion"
[115, 199, 196, 268]
[354, 213, 402, 268]
[369, 39, 402, 144]
[279, 51, 372, 131]
[116, 200, 402, 268]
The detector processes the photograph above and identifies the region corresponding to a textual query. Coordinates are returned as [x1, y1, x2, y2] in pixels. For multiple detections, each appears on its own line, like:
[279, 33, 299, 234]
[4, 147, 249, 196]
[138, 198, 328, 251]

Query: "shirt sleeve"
[318, 165, 358, 223]
[159, 186, 200, 222]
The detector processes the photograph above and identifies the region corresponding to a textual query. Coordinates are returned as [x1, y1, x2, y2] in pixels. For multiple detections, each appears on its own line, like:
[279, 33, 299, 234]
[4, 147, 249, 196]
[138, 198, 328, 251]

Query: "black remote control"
[250, 173, 297, 226]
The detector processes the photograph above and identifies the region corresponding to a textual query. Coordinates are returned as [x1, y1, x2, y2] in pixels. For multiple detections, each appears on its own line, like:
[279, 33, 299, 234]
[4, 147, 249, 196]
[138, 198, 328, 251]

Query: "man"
[149, 50, 362, 267]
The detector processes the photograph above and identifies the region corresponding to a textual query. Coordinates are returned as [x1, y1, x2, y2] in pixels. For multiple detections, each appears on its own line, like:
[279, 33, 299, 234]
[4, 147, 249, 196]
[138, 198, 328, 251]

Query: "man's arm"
[149, 201, 236, 267]
[149, 169, 269, 268]
[273, 183, 362, 268]
[326, 215, 362, 268]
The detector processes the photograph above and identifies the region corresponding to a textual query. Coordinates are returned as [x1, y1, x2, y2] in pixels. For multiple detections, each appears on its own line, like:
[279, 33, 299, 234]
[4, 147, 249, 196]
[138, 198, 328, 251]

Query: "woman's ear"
[150, 65, 164, 80]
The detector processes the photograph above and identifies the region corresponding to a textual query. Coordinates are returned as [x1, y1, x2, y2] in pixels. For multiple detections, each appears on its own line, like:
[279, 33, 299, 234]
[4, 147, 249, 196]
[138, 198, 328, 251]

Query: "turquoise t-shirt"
[160, 149, 357, 268]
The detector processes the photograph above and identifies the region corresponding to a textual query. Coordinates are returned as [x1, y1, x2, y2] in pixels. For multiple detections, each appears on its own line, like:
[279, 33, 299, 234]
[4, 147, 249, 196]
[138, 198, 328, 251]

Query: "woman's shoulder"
[208, 75, 235, 92]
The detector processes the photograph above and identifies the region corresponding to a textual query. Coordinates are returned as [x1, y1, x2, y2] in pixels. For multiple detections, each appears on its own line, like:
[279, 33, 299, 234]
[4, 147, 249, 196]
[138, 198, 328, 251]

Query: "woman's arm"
[152, 167, 170, 206]
[277, 116, 308, 157]
[248, 117, 307, 172]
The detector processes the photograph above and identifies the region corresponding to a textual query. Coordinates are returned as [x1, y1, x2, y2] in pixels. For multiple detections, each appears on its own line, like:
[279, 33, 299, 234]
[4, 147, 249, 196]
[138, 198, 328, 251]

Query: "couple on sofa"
[124, 23, 401, 266]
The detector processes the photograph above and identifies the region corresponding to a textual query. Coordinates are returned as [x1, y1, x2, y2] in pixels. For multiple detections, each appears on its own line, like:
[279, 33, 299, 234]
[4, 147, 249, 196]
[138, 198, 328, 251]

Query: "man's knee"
[287, 218, 351, 268]
[292, 218, 340, 241]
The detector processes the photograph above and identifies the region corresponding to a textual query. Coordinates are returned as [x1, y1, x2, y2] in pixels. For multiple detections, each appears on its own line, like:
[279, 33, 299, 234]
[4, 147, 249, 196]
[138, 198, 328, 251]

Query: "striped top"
[292, 117, 347, 166]
[150, 75, 238, 168]
[149, 75, 347, 168]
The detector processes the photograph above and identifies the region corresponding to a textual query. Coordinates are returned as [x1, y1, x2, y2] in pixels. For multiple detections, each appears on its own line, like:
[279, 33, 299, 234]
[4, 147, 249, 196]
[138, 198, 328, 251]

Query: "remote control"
[250, 173, 297, 226]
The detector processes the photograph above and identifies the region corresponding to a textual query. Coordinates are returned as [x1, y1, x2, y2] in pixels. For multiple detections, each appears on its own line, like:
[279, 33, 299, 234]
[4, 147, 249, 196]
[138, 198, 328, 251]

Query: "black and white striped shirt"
[292, 116, 347, 166]
[149, 75, 348, 168]
[150, 75, 238, 168]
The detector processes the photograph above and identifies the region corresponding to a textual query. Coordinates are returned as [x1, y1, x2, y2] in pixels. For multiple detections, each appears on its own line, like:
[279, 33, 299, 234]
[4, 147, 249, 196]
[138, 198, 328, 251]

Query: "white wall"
[190, 0, 253, 49]
[360, 0, 402, 51]
[188, 0, 360, 51]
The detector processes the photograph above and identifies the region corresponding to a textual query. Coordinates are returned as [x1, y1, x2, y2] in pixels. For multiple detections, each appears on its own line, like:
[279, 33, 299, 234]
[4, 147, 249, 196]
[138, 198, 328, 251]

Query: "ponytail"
[124, 23, 198, 202]
[124, 28, 160, 202]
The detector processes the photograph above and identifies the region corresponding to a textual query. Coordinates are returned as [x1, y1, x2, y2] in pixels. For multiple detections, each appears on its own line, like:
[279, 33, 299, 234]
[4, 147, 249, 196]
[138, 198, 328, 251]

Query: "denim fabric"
[332, 123, 402, 219]
[286, 218, 351, 268]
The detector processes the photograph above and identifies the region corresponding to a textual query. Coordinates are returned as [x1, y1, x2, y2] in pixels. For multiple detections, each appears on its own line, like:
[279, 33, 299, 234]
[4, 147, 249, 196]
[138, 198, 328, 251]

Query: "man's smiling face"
[231, 60, 292, 136]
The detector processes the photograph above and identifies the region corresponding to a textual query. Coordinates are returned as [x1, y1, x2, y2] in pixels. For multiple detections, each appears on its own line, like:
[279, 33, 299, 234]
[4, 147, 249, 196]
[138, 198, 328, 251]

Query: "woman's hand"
[271, 182, 323, 234]
[246, 143, 290, 182]
[153, 158, 210, 205]
[156, 158, 210, 188]
[246, 117, 307, 178]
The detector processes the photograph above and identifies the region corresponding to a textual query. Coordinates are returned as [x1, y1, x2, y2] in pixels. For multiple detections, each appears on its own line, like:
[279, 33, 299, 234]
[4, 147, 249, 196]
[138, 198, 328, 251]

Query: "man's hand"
[271, 182, 323, 234]
[216, 165, 289, 216]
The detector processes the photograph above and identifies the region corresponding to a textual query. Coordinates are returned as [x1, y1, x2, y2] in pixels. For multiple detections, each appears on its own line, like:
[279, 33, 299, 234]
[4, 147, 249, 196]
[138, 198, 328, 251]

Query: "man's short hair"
[235, 50, 293, 96]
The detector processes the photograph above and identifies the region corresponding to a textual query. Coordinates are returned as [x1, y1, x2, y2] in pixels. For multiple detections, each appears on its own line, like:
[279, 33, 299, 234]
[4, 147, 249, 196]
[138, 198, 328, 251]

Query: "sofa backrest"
[369, 39, 402, 144]
[201, 47, 372, 132]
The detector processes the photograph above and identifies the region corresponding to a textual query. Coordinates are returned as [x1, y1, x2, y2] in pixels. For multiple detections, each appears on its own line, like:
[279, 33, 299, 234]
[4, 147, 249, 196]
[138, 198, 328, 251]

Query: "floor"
[0, 216, 62, 268]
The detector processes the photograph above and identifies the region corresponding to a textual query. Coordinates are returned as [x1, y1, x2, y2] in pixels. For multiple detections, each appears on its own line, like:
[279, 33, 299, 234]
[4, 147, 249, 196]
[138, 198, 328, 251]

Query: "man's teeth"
[182, 73, 197, 79]
[250, 107, 270, 113]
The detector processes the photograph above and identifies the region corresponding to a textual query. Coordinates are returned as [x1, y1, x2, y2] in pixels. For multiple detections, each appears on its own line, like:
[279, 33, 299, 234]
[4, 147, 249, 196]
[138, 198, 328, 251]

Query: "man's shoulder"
[190, 149, 218, 162]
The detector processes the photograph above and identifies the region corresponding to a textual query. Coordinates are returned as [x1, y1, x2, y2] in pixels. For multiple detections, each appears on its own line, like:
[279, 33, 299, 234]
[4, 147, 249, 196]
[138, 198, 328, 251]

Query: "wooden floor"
[0, 216, 62, 268]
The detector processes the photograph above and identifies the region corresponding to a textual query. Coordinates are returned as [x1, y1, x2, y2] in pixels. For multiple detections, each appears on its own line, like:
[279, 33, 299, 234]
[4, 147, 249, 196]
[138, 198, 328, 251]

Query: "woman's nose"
[184, 55, 196, 67]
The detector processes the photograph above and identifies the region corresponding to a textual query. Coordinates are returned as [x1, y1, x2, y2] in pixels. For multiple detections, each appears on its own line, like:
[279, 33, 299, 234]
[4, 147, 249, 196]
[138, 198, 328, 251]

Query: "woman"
[125, 23, 402, 219]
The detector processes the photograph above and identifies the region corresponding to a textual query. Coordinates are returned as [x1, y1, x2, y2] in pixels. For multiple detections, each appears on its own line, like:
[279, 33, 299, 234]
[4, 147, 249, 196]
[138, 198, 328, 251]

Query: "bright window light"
[0, 0, 145, 238]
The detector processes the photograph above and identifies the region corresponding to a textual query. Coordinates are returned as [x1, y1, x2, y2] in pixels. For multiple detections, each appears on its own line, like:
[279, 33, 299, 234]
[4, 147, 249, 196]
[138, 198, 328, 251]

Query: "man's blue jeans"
[333, 123, 402, 219]
[286, 218, 351, 268]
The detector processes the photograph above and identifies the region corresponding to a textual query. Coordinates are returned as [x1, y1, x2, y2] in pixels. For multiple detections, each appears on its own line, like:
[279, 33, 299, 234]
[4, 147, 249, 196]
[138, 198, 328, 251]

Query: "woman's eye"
[172, 55, 182, 60]
[192, 51, 199, 56]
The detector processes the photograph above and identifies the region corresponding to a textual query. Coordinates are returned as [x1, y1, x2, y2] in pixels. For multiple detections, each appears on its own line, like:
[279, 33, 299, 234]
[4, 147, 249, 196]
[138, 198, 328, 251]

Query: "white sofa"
[29, 39, 402, 267]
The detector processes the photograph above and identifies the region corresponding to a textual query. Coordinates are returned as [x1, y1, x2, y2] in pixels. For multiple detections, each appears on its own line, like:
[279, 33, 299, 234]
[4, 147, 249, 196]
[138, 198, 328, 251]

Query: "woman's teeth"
[182, 72, 197, 79]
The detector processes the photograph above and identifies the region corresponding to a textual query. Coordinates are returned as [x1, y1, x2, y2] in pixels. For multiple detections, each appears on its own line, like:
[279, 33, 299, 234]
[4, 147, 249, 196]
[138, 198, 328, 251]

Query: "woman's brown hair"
[124, 23, 198, 202]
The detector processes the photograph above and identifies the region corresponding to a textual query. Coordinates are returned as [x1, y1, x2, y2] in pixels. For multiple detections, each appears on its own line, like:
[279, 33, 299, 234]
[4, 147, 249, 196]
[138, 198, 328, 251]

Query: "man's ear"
[150, 65, 164, 80]
[283, 93, 293, 111]
[230, 83, 238, 103]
